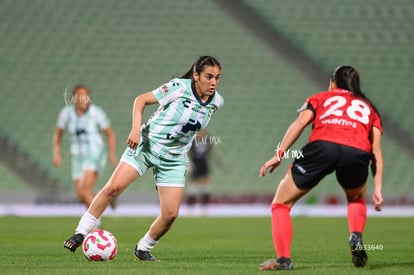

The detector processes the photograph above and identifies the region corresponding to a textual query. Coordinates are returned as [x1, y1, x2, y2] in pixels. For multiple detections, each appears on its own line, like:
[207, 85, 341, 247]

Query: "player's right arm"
[53, 127, 64, 167]
[127, 91, 158, 149]
[260, 109, 314, 177]
[53, 107, 68, 168]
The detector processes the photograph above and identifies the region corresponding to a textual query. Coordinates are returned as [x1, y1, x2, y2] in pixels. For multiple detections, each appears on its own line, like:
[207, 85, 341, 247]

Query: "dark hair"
[72, 84, 90, 96]
[181, 56, 222, 79]
[330, 65, 380, 116]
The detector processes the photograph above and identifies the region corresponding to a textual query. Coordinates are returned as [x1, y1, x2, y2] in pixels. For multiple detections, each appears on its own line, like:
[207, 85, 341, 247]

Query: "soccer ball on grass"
[82, 229, 117, 261]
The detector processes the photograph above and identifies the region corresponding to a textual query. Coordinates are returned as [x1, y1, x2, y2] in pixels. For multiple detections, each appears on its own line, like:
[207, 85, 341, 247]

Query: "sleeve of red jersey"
[297, 95, 317, 115]
[372, 111, 383, 134]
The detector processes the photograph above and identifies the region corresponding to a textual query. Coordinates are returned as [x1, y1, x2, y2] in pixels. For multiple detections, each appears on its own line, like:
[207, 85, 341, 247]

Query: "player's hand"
[372, 189, 383, 211]
[109, 154, 118, 167]
[53, 153, 61, 168]
[126, 128, 140, 150]
[259, 156, 281, 177]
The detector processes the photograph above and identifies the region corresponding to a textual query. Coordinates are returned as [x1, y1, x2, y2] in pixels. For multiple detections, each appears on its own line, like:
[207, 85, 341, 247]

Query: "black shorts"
[191, 158, 209, 179]
[291, 141, 372, 190]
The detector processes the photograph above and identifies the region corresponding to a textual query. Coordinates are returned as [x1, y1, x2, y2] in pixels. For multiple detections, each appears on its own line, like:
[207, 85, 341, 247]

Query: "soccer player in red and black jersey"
[259, 65, 384, 270]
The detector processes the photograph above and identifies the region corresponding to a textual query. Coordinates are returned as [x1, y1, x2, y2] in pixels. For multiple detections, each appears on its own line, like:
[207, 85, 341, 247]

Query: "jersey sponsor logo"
[182, 99, 191, 108]
[182, 99, 209, 115]
[320, 118, 357, 128]
[182, 119, 201, 133]
[192, 106, 206, 115]
[165, 119, 201, 145]
[75, 129, 87, 136]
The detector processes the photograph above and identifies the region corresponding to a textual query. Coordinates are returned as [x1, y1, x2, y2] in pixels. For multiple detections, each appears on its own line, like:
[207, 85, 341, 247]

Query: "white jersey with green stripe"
[57, 104, 110, 157]
[141, 78, 224, 158]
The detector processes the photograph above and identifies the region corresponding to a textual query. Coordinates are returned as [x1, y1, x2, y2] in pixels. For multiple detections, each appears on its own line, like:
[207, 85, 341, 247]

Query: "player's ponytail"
[180, 56, 222, 79]
[331, 65, 381, 117]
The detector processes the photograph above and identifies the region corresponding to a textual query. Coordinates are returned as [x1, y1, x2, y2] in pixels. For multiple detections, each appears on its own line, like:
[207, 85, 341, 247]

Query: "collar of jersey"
[191, 80, 215, 106]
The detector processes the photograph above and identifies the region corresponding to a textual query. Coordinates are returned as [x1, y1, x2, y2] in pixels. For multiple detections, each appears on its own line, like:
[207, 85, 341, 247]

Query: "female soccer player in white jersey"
[53, 85, 117, 212]
[63, 56, 224, 261]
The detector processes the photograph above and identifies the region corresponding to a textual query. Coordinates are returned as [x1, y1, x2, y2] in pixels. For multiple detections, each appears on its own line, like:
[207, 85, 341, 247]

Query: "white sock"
[94, 217, 102, 229]
[137, 232, 159, 251]
[75, 211, 98, 236]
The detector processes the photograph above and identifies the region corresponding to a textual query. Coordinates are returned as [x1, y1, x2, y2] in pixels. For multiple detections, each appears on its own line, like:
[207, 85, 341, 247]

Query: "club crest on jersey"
[208, 106, 217, 117]
[126, 148, 136, 156]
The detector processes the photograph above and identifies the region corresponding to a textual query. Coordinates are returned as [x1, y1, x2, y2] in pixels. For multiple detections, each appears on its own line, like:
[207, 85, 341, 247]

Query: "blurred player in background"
[63, 56, 224, 262]
[186, 129, 223, 212]
[259, 65, 384, 270]
[53, 85, 117, 218]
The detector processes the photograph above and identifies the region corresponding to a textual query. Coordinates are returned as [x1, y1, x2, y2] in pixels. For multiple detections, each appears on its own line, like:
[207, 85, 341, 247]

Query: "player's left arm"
[370, 126, 383, 211]
[103, 127, 117, 167]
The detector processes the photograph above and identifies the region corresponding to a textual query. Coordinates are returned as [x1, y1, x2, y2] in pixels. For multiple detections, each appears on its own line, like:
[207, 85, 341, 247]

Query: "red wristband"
[275, 150, 285, 160]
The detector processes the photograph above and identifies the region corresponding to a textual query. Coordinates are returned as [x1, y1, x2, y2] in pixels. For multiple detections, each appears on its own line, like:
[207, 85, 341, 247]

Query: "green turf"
[0, 216, 412, 274]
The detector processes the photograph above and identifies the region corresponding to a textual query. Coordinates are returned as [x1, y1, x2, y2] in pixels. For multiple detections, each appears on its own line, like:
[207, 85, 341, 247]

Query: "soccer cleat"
[63, 233, 84, 252]
[259, 257, 293, 271]
[134, 246, 159, 261]
[349, 232, 368, 268]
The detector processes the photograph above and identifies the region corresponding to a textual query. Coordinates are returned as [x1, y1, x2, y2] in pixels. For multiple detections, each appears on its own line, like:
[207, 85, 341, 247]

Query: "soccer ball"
[82, 230, 118, 261]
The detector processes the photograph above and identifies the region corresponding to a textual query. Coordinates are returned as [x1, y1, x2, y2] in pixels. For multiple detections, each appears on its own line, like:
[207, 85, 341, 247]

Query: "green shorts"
[120, 144, 188, 187]
[71, 149, 107, 180]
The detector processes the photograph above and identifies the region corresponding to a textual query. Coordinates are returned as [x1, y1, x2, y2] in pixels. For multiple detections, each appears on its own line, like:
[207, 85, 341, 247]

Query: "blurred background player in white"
[259, 65, 383, 270]
[186, 129, 223, 213]
[63, 56, 224, 262]
[53, 85, 117, 221]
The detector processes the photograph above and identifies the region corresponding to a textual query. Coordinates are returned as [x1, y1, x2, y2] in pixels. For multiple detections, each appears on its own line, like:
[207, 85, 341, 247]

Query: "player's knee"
[75, 192, 85, 203]
[76, 189, 88, 203]
[102, 184, 121, 199]
[161, 210, 179, 225]
[345, 190, 366, 202]
[163, 216, 177, 227]
[347, 196, 366, 204]
[272, 199, 295, 208]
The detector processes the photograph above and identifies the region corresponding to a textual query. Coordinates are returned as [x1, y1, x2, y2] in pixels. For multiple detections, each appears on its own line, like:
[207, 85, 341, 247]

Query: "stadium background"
[0, 0, 413, 209]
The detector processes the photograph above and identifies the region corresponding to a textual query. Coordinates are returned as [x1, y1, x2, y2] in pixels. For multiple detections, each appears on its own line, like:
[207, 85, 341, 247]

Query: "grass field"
[0, 216, 412, 274]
